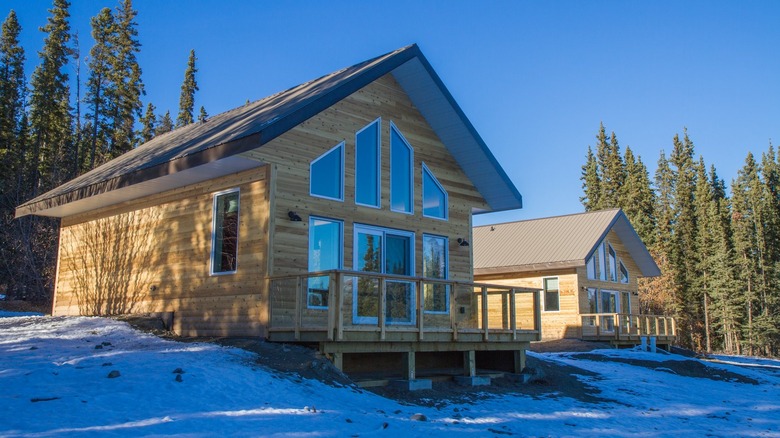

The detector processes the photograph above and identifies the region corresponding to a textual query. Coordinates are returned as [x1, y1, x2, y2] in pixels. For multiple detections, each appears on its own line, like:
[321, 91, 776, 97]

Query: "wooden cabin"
[473, 209, 676, 348]
[16, 45, 539, 383]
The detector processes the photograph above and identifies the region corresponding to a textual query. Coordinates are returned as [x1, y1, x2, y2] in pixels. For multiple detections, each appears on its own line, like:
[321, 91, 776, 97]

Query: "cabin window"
[355, 119, 381, 208]
[587, 287, 598, 313]
[543, 277, 560, 312]
[586, 254, 597, 280]
[390, 123, 413, 214]
[307, 217, 343, 309]
[599, 242, 607, 281]
[211, 189, 240, 275]
[353, 225, 415, 325]
[422, 164, 448, 220]
[310, 142, 344, 201]
[608, 244, 617, 281]
[423, 234, 449, 313]
[621, 291, 631, 315]
[619, 261, 629, 284]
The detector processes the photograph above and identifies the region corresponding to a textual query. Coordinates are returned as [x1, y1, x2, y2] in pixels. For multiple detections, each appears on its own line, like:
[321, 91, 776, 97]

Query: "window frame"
[608, 243, 617, 282]
[389, 122, 414, 215]
[355, 118, 381, 208]
[421, 163, 448, 220]
[619, 261, 629, 284]
[307, 216, 344, 310]
[309, 141, 345, 202]
[422, 234, 449, 314]
[599, 242, 607, 281]
[210, 187, 241, 276]
[542, 276, 560, 312]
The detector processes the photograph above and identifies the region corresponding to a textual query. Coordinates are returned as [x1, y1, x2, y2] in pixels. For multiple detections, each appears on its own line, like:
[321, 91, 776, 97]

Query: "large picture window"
[422, 164, 448, 220]
[307, 217, 343, 309]
[423, 234, 449, 313]
[390, 123, 413, 214]
[355, 119, 380, 207]
[310, 142, 344, 201]
[543, 277, 560, 312]
[211, 189, 240, 275]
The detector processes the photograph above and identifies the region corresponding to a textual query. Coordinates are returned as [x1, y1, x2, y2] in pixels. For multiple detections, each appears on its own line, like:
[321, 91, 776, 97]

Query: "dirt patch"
[569, 353, 759, 384]
[364, 354, 612, 407]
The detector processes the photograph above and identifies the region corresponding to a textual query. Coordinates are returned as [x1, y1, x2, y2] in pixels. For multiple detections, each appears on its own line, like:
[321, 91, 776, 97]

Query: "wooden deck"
[580, 313, 676, 346]
[268, 270, 541, 375]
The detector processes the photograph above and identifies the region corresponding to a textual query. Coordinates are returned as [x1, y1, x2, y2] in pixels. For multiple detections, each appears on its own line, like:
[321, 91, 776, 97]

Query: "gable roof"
[16, 44, 522, 219]
[473, 209, 660, 277]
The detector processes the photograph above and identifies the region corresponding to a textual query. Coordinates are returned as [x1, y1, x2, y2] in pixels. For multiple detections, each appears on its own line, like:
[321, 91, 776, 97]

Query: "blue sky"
[7, 1, 780, 225]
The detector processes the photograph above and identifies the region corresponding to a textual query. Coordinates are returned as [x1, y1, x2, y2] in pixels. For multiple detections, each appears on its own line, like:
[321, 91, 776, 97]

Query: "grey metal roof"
[473, 209, 660, 277]
[16, 44, 522, 218]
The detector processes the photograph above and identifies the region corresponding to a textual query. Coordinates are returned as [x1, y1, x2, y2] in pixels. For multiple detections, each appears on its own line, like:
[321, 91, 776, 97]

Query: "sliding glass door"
[353, 225, 415, 325]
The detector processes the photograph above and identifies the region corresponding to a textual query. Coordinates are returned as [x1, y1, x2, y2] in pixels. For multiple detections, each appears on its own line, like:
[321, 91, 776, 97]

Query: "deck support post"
[513, 349, 526, 374]
[463, 351, 476, 377]
[403, 351, 416, 381]
[331, 352, 343, 371]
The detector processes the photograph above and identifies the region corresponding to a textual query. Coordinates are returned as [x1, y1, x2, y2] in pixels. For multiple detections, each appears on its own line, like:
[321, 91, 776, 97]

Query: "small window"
[355, 119, 381, 207]
[423, 234, 449, 313]
[543, 277, 560, 312]
[310, 142, 344, 201]
[211, 189, 240, 275]
[619, 261, 629, 284]
[608, 244, 617, 282]
[621, 291, 631, 314]
[390, 123, 413, 214]
[422, 164, 448, 220]
[307, 217, 343, 309]
[586, 255, 597, 280]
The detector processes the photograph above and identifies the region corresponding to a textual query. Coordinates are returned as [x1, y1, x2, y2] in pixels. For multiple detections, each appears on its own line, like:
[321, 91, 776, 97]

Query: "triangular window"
[310, 142, 344, 201]
[422, 164, 448, 220]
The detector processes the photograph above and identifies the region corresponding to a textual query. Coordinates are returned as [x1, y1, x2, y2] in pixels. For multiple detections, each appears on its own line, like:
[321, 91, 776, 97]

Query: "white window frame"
[422, 234, 449, 314]
[608, 243, 617, 282]
[599, 242, 607, 281]
[542, 276, 560, 313]
[355, 118, 381, 208]
[389, 122, 414, 215]
[309, 142, 345, 202]
[421, 163, 448, 220]
[210, 187, 240, 276]
[307, 216, 344, 310]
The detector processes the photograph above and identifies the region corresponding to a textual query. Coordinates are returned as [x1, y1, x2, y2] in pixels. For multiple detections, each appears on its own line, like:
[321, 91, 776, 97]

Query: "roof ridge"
[474, 208, 621, 229]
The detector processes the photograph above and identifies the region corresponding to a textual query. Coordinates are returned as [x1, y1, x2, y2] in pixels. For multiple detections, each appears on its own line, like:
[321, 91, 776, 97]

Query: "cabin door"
[352, 225, 415, 325]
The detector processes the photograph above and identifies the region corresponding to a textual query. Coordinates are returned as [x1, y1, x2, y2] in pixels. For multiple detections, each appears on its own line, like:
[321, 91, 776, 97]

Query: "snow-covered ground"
[1, 314, 779, 437]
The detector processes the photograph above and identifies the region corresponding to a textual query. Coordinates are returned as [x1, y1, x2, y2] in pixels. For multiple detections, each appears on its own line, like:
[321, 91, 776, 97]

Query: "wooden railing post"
[378, 277, 386, 341]
[481, 286, 489, 341]
[294, 276, 303, 341]
[417, 280, 424, 341]
[327, 273, 335, 341]
[336, 273, 345, 341]
[510, 288, 517, 340]
[533, 289, 542, 341]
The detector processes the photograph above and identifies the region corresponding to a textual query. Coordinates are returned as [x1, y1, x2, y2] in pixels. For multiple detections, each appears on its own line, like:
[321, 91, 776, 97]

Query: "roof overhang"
[584, 211, 661, 278]
[475, 260, 584, 277]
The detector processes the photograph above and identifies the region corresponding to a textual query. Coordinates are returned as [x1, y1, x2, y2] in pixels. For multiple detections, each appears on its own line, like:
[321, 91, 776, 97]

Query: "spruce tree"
[28, 0, 74, 192]
[198, 105, 208, 123]
[155, 110, 173, 135]
[176, 49, 198, 127]
[138, 102, 155, 143]
[622, 146, 656, 246]
[109, 0, 143, 158]
[580, 146, 600, 210]
[84, 7, 114, 170]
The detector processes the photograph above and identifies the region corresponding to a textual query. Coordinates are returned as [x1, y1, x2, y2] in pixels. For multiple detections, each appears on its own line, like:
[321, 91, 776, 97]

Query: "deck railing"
[581, 313, 676, 340]
[268, 270, 541, 343]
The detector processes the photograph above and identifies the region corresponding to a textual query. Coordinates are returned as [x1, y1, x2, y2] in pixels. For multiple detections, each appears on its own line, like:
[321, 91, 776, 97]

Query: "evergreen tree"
[155, 110, 173, 135]
[198, 105, 207, 123]
[108, 0, 143, 158]
[84, 7, 114, 170]
[622, 146, 656, 246]
[580, 146, 600, 210]
[176, 49, 198, 127]
[599, 130, 625, 208]
[138, 102, 155, 143]
[28, 0, 74, 192]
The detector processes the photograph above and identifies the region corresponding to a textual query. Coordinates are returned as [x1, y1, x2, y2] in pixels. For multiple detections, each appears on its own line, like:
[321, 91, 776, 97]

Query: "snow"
[1, 314, 779, 437]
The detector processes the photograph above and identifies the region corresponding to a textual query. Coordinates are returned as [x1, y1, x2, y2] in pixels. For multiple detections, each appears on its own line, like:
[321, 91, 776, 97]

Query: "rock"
[107, 370, 120, 378]
[345, 418, 353, 423]
[382, 422, 389, 429]
[520, 366, 546, 384]
[175, 374, 183, 382]
[410, 413, 427, 422]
